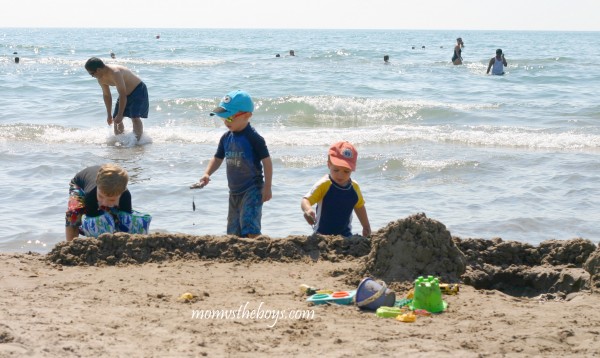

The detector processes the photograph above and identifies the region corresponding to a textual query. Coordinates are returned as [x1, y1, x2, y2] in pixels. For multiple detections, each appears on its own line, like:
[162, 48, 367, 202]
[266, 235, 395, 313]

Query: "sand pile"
[47, 233, 371, 266]
[358, 213, 466, 284]
[47, 213, 599, 297]
[585, 249, 600, 291]
[456, 236, 598, 297]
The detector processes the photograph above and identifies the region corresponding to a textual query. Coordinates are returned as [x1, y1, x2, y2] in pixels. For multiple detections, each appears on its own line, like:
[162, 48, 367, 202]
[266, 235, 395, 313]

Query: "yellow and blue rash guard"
[303, 174, 365, 236]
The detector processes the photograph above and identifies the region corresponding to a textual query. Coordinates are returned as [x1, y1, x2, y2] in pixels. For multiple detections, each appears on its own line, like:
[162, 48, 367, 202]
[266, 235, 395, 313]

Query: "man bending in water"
[85, 57, 149, 141]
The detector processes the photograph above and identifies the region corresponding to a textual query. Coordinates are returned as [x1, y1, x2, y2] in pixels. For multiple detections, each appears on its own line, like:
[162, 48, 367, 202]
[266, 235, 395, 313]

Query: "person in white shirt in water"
[487, 48, 508, 75]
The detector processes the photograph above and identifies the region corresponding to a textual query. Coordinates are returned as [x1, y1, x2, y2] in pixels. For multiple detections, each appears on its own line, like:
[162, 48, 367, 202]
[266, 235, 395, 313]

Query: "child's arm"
[261, 157, 272, 202]
[354, 205, 371, 237]
[300, 198, 316, 225]
[195, 157, 223, 188]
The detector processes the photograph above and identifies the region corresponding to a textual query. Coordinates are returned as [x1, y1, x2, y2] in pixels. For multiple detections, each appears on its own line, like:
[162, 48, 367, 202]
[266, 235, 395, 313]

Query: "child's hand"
[189, 182, 205, 189]
[362, 226, 372, 237]
[190, 175, 210, 189]
[303, 210, 316, 225]
[262, 186, 272, 202]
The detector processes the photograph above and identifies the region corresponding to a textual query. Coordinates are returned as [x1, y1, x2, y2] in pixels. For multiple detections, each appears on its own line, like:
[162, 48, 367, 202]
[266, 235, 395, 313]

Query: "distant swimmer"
[289, 50, 295, 56]
[487, 49, 508, 75]
[84, 57, 149, 142]
[275, 53, 280, 57]
[383, 55, 390, 64]
[156, 34, 160, 39]
[14, 52, 19, 64]
[110, 52, 116, 59]
[452, 37, 464, 65]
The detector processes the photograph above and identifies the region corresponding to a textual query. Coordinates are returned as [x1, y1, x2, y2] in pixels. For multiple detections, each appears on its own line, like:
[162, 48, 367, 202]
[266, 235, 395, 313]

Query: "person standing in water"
[487, 49, 508, 75]
[84, 57, 149, 141]
[452, 37, 464, 65]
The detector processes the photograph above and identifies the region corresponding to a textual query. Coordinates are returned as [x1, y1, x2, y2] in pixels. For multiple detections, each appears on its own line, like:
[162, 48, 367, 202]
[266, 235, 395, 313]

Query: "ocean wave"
[2, 123, 599, 151]
[154, 95, 499, 125]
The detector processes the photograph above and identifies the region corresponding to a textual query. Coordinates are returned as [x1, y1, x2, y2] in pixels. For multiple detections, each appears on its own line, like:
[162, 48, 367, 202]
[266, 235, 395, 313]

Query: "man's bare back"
[96, 64, 142, 96]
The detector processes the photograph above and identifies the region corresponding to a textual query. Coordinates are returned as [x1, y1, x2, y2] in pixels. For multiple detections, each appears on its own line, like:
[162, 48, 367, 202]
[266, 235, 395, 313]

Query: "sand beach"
[1, 214, 600, 357]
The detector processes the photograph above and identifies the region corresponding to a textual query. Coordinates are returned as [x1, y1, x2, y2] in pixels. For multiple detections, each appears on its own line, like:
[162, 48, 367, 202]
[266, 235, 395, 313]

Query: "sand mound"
[357, 213, 466, 285]
[580, 245, 600, 291]
[456, 237, 598, 297]
[47, 214, 599, 297]
[348, 213, 598, 297]
[47, 233, 371, 266]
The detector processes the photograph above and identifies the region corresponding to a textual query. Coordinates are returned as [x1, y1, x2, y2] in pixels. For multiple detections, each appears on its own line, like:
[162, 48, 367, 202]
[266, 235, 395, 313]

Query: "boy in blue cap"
[191, 90, 272, 238]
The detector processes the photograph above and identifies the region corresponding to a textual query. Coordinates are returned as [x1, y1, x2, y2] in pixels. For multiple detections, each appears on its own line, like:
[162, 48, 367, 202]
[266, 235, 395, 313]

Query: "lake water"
[1, 28, 599, 252]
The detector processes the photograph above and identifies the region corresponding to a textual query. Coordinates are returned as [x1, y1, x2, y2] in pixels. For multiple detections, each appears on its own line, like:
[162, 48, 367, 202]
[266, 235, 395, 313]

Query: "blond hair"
[96, 164, 128, 196]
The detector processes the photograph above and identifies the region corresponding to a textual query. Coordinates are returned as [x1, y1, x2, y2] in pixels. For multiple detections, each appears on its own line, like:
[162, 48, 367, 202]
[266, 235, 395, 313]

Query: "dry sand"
[1, 213, 600, 357]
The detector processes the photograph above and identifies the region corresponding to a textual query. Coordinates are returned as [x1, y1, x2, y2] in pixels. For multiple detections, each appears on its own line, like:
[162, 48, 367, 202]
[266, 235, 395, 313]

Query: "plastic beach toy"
[306, 290, 356, 305]
[299, 284, 318, 295]
[408, 276, 448, 313]
[355, 277, 396, 311]
[413, 309, 432, 317]
[439, 283, 460, 295]
[394, 298, 413, 308]
[396, 312, 417, 323]
[376, 306, 406, 318]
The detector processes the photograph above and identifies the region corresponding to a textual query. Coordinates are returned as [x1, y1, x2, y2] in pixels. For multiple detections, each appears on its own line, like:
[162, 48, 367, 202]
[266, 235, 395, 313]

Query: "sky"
[1, 0, 599, 31]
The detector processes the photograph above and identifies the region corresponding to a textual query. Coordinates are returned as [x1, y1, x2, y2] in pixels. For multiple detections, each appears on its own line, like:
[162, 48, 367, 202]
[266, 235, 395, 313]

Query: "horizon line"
[2, 26, 599, 32]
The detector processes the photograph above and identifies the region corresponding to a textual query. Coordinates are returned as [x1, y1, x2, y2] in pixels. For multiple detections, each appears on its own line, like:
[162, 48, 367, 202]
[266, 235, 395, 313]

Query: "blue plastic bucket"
[355, 277, 396, 311]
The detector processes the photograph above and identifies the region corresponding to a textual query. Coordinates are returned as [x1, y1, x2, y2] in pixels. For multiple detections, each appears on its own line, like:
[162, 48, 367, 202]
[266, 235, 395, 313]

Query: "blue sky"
[2, 0, 599, 31]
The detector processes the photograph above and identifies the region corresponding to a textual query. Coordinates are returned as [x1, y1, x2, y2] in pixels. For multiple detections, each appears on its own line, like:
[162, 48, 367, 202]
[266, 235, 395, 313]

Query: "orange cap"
[328, 141, 358, 171]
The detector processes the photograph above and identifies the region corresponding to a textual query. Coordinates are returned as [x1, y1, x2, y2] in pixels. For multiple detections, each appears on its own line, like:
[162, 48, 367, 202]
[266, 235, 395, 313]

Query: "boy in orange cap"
[301, 141, 371, 237]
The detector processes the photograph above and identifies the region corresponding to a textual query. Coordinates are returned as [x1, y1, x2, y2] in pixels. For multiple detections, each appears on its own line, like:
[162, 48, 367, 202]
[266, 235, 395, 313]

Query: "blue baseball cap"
[210, 90, 254, 118]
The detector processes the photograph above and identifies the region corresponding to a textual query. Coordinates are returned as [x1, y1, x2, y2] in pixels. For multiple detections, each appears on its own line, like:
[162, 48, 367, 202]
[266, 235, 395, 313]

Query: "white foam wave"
[2, 123, 599, 151]
[12, 57, 224, 68]
[262, 125, 600, 151]
[293, 96, 497, 113]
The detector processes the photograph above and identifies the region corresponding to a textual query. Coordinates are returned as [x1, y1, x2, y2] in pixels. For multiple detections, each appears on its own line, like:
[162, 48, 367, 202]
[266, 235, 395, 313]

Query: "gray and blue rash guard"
[215, 124, 270, 194]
